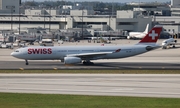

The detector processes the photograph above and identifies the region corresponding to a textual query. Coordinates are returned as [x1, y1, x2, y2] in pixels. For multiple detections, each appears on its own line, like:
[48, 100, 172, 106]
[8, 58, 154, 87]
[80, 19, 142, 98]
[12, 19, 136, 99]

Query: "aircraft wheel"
[173, 45, 175, 48]
[90, 62, 94, 65]
[83, 61, 86, 65]
[25, 60, 29, 65]
[61, 59, 64, 63]
[163, 46, 167, 49]
[83, 61, 94, 65]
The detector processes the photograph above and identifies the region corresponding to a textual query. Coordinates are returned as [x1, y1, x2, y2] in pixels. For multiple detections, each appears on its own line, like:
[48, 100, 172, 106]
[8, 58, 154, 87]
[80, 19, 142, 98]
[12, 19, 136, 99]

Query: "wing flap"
[66, 48, 121, 59]
[67, 52, 113, 59]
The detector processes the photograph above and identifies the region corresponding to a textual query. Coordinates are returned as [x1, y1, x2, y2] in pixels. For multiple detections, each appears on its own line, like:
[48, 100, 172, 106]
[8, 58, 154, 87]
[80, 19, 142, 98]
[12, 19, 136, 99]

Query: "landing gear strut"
[61, 59, 64, 63]
[25, 59, 29, 65]
[83, 60, 94, 65]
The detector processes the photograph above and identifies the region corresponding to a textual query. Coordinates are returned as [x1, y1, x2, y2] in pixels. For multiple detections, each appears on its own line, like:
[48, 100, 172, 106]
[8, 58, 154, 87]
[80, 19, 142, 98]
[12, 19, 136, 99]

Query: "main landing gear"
[25, 59, 29, 65]
[83, 60, 94, 65]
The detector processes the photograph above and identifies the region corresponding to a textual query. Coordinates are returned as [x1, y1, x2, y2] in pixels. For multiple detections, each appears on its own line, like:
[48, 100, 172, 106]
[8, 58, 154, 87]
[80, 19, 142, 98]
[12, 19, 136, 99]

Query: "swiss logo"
[28, 48, 52, 54]
[149, 30, 158, 40]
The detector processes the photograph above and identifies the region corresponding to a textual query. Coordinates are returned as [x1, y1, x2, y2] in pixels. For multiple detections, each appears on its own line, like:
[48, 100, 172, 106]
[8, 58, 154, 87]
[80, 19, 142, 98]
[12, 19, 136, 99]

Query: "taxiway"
[0, 39, 180, 98]
[0, 74, 180, 98]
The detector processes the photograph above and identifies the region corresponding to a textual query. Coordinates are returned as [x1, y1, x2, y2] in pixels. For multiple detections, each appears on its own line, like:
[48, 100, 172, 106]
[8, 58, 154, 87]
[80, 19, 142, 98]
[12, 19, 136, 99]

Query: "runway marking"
[65, 64, 75, 66]
[112, 88, 134, 91]
[0, 88, 135, 93]
[53, 60, 60, 62]
[53, 68, 57, 70]
[19, 68, 24, 70]
[2, 88, 180, 97]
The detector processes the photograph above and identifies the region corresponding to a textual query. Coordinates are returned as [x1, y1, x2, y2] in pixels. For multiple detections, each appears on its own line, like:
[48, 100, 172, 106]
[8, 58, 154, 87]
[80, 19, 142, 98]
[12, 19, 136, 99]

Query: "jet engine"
[146, 46, 154, 51]
[127, 36, 131, 39]
[64, 57, 82, 64]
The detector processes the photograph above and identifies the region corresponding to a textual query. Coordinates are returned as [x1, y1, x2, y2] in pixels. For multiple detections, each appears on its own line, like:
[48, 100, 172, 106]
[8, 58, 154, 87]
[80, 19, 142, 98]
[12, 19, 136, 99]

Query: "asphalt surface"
[0, 74, 180, 98]
[0, 61, 180, 70]
[0, 40, 180, 98]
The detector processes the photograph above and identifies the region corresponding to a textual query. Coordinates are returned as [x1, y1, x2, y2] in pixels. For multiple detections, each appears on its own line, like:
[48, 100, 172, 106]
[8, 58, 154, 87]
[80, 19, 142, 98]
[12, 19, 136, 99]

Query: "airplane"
[11, 25, 162, 65]
[91, 36, 120, 40]
[90, 37, 116, 43]
[162, 38, 180, 49]
[127, 24, 149, 39]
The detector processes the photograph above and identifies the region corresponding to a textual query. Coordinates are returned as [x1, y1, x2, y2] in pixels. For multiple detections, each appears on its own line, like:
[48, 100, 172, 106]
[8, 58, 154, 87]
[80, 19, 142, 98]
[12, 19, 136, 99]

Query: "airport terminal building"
[0, 0, 180, 38]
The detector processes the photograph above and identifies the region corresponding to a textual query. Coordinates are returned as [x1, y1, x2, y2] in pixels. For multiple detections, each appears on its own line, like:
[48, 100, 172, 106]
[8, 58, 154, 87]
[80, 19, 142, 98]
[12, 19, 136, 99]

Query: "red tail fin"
[139, 25, 162, 43]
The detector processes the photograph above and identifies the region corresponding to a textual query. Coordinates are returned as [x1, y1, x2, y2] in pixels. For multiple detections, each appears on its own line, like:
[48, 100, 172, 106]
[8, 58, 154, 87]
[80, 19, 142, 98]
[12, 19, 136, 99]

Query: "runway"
[0, 40, 180, 98]
[0, 74, 180, 98]
[0, 61, 180, 70]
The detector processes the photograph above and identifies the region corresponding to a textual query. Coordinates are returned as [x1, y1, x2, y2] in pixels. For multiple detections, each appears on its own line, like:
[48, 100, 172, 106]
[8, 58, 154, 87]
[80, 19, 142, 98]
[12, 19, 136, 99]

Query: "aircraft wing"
[66, 49, 120, 59]
[66, 52, 113, 59]
[175, 43, 180, 45]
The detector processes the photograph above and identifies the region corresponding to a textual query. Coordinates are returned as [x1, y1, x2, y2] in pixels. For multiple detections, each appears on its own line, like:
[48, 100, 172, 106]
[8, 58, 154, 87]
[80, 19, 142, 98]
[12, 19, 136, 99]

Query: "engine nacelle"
[64, 57, 82, 64]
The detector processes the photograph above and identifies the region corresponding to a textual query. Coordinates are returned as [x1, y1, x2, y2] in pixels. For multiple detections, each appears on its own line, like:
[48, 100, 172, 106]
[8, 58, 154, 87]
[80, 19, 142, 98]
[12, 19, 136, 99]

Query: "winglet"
[139, 25, 163, 44]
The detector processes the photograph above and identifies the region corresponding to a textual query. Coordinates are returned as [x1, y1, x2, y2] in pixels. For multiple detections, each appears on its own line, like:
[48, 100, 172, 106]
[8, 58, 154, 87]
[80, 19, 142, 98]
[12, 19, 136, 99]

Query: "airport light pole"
[65, 0, 66, 29]
[109, 15, 111, 43]
[81, 7, 84, 40]
[109, 15, 110, 30]
[19, 7, 21, 34]
[49, 6, 51, 32]
[112, 0, 114, 16]
[6, 6, 15, 30]
[48, 0, 52, 32]
[43, 8, 45, 28]
[19, 0, 22, 34]
[11, 7, 13, 30]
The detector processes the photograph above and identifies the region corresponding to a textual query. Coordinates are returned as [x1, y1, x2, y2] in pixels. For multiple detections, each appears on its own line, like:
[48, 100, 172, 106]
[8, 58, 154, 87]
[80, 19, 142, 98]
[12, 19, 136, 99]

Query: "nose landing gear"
[25, 59, 29, 65]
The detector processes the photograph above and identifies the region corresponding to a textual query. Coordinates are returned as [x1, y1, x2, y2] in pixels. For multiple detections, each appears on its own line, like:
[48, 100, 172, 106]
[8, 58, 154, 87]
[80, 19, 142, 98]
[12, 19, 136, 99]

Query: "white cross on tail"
[149, 30, 158, 40]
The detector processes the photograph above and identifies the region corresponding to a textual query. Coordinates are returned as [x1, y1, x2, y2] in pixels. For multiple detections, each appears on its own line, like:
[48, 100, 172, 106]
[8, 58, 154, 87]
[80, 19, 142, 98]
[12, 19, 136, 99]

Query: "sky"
[23, 0, 170, 3]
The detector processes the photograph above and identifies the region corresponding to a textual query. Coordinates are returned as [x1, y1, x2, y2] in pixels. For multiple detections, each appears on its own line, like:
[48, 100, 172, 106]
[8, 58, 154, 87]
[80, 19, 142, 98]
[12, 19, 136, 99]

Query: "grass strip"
[0, 93, 180, 108]
[0, 69, 180, 74]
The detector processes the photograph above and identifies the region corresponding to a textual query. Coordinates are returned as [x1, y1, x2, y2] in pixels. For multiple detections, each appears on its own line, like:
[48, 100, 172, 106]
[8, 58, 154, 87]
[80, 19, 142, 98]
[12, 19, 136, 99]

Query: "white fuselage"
[128, 32, 147, 39]
[11, 45, 151, 60]
[162, 38, 177, 49]
[162, 38, 175, 46]
[128, 24, 149, 39]
[91, 37, 119, 40]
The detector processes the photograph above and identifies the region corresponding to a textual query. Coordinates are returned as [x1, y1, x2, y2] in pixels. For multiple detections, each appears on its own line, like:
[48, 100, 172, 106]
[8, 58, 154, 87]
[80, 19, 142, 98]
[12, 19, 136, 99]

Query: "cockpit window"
[15, 50, 19, 52]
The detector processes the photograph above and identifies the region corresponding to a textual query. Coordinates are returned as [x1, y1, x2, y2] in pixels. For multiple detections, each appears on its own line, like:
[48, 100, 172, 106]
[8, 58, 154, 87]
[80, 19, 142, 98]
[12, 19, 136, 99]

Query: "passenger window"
[15, 50, 19, 52]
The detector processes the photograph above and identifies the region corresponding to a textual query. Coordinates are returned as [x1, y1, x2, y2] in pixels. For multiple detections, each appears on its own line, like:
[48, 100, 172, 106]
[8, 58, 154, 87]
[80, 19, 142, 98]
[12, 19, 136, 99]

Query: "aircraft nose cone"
[162, 43, 165, 46]
[11, 52, 17, 58]
[11, 52, 14, 56]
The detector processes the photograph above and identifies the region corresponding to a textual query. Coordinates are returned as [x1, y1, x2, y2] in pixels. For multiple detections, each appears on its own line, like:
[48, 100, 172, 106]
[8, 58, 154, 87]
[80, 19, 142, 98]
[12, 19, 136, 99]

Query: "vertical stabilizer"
[143, 24, 149, 34]
[138, 25, 162, 44]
